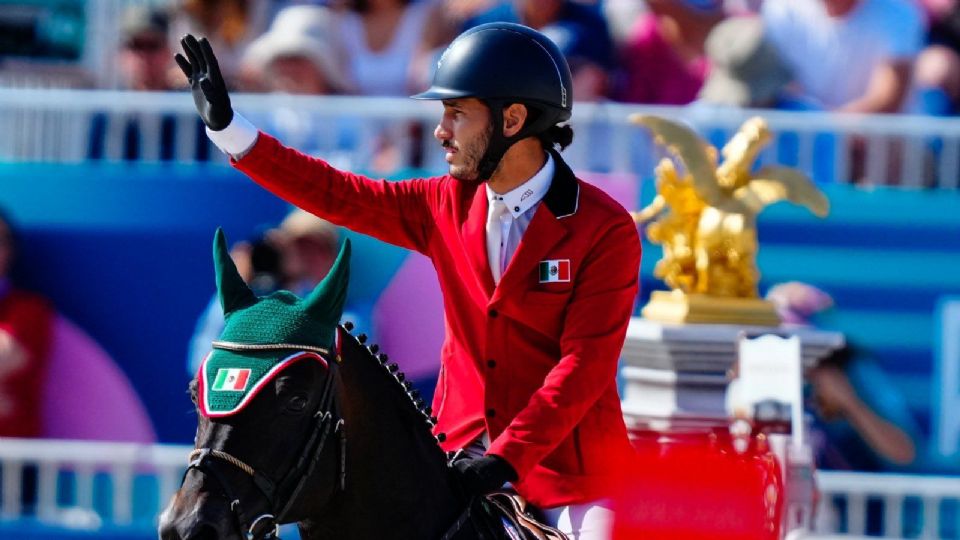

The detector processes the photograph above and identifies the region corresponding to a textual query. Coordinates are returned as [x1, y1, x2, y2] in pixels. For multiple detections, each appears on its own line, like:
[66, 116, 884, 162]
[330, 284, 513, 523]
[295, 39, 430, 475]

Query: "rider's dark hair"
[515, 103, 574, 151]
[538, 124, 574, 151]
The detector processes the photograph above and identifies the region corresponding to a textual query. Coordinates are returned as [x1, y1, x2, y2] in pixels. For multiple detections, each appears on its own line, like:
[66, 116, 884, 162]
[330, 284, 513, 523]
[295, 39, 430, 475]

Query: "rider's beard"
[447, 123, 493, 182]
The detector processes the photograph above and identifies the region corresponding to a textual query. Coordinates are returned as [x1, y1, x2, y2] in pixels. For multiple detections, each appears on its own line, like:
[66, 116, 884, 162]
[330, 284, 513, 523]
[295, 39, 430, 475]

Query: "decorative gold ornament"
[630, 115, 829, 326]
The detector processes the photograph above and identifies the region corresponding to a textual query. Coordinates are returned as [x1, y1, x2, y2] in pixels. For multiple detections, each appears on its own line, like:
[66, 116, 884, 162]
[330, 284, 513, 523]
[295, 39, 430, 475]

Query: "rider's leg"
[542, 502, 614, 540]
[461, 432, 492, 459]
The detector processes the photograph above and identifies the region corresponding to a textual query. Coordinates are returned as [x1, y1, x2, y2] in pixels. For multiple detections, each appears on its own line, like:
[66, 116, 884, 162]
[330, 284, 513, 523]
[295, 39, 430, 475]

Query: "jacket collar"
[541, 149, 579, 219]
[484, 152, 554, 217]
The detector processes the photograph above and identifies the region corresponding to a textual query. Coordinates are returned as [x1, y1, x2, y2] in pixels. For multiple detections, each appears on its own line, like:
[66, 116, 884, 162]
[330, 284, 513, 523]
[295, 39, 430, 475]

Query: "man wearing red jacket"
[177, 22, 640, 537]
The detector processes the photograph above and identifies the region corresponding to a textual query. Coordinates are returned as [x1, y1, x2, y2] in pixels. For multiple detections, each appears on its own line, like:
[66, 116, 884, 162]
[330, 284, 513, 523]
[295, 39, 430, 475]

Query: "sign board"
[735, 333, 804, 447]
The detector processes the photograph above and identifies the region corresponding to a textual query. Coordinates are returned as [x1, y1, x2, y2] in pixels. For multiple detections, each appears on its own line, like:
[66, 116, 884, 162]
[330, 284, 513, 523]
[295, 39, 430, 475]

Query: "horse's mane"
[338, 323, 450, 465]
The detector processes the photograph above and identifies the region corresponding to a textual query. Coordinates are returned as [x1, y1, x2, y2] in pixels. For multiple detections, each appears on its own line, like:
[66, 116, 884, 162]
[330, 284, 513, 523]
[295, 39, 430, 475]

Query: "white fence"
[0, 437, 189, 531]
[3, 89, 960, 188]
[0, 438, 957, 537]
[816, 471, 960, 538]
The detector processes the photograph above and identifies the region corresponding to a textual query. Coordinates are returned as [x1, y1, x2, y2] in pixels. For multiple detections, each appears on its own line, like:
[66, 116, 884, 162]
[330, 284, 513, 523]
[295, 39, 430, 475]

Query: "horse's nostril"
[185, 524, 219, 540]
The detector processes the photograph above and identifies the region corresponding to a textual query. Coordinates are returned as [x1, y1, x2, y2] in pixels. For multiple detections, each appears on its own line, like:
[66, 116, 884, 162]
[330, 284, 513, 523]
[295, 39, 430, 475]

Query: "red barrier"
[612, 429, 784, 540]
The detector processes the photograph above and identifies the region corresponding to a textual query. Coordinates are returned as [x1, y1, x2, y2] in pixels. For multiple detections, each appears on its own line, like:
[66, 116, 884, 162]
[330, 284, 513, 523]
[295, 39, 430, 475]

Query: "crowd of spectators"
[73, 0, 960, 119]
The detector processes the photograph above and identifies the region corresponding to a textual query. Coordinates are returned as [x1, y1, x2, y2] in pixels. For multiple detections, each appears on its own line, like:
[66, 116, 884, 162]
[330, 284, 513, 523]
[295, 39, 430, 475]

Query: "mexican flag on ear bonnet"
[198, 228, 350, 417]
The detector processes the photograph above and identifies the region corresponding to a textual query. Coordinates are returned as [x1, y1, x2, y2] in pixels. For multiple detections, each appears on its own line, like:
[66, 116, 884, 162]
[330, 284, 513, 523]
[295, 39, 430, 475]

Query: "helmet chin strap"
[476, 100, 554, 182]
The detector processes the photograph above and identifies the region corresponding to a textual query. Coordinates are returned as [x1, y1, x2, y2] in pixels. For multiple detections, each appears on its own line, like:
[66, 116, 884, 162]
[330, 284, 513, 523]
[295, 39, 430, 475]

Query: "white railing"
[0, 438, 958, 538]
[3, 89, 960, 188]
[0, 437, 190, 530]
[816, 471, 960, 538]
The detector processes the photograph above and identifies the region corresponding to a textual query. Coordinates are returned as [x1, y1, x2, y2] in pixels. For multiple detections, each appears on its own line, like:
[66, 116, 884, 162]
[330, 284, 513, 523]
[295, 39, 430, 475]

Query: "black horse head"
[159, 230, 465, 540]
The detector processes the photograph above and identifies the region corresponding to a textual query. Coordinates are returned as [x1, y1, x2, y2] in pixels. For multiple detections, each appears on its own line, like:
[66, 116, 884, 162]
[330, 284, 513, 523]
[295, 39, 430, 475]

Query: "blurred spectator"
[240, 5, 360, 159]
[188, 229, 284, 374]
[601, 0, 647, 45]
[697, 16, 800, 109]
[336, 0, 449, 96]
[767, 282, 920, 471]
[0, 208, 54, 438]
[761, 0, 924, 113]
[914, 0, 960, 115]
[275, 210, 372, 337]
[464, 0, 616, 100]
[615, 0, 724, 105]
[276, 209, 342, 296]
[723, 0, 762, 14]
[88, 6, 210, 162]
[170, 0, 271, 87]
[692, 15, 839, 184]
[241, 5, 349, 94]
[329, 0, 450, 172]
[118, 6, 175, 91]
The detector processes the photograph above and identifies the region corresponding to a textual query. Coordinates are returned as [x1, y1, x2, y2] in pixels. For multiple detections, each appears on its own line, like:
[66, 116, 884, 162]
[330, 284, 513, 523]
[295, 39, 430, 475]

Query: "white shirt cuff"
[206, 113, 259, 159]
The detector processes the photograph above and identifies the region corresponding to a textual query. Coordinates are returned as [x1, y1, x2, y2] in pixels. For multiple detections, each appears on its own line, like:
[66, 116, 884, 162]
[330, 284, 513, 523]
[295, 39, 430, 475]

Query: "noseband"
[183, 342, 345, 540]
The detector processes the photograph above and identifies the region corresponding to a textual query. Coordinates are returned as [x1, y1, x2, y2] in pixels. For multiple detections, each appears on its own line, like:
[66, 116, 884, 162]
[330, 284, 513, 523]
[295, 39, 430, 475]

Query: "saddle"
[443, 490, 569, 540]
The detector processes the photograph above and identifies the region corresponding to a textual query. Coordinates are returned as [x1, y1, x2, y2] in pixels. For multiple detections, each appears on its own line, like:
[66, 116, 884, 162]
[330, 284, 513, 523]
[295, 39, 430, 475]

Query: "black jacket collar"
[542, 149, 580, 219]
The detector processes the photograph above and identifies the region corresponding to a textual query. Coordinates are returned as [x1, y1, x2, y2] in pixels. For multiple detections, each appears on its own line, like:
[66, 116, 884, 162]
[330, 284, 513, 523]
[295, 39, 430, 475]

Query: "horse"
[158, 230, 489, 540]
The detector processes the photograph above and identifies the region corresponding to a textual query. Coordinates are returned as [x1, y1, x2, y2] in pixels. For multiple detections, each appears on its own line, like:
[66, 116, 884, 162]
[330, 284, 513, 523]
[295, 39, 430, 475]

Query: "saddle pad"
[197, 349, 327, 417]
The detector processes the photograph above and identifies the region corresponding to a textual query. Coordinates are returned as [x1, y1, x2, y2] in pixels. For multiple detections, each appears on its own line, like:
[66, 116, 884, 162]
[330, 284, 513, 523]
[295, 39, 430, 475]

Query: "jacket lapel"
[462, 185, 496, 299]
[491, 151, 579, 305]
[491, 206, 568, 305]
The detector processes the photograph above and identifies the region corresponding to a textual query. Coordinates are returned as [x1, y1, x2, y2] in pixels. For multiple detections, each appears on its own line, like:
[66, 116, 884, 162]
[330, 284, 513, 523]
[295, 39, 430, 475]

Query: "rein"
[184, 342, 345, 540]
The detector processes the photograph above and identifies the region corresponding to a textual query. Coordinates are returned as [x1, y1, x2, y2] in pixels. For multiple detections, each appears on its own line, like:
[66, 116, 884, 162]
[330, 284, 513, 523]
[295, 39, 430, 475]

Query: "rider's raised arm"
[175, 34, 439, 254]
[232, 131, 442, 254]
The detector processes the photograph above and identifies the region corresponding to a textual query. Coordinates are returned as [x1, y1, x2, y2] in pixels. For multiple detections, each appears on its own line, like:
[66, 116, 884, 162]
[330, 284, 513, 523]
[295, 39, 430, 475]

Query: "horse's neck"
[301, 343, 463, 539]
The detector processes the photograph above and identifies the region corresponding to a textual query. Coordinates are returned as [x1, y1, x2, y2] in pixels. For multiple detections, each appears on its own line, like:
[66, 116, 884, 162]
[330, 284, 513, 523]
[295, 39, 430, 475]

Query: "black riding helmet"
[412, 22, 574, 180]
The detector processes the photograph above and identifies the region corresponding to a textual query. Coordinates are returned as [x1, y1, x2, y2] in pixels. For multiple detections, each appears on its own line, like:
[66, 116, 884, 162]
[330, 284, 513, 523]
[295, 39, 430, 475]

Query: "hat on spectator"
[765, 282, 834, 325]
[280, 209, 339, 252]
[243, 5, 348, 93]
[698, 16, 792, 107]
[120, 5, 169, 39]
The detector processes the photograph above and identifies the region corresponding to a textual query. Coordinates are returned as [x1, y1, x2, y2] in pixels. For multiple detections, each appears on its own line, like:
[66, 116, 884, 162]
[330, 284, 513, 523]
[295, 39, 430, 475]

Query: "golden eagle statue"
[630, 115, 829, 325]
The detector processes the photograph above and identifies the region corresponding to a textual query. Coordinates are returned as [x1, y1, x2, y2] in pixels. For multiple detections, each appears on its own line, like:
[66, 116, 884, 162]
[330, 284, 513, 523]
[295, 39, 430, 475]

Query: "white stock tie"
[486, 199, 511, 284]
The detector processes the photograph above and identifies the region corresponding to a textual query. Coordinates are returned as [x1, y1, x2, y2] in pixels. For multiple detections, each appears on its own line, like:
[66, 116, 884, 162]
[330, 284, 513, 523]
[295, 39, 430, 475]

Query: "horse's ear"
[305, 238, 351, 323]
[213, 228, 256, 315]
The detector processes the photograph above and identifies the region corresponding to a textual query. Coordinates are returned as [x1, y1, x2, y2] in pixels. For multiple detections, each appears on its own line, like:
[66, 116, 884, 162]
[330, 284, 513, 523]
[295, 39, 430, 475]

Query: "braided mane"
[338, 322, 450, 464]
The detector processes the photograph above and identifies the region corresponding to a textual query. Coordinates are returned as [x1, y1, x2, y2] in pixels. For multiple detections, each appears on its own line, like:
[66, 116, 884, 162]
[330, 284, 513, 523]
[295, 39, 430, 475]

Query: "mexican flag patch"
[212, 368, 251, 392]
[539, 259, 571, 283]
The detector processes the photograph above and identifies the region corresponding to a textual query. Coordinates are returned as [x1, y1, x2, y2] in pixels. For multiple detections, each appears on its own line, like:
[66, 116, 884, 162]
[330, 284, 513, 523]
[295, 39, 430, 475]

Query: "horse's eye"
[286, 394, 309, 413]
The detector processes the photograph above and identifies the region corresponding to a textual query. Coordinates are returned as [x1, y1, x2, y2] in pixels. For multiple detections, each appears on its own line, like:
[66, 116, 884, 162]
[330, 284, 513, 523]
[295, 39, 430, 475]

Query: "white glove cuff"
[206, 113, 259, 159]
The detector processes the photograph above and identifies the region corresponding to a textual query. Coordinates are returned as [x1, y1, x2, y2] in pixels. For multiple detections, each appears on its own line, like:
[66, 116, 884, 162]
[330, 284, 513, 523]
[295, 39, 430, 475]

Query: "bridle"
[183, 341, 346, 540]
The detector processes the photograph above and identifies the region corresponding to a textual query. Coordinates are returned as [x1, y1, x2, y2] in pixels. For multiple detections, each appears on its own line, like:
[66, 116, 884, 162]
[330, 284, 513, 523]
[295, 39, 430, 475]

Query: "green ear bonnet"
[197, 228, 350, 417]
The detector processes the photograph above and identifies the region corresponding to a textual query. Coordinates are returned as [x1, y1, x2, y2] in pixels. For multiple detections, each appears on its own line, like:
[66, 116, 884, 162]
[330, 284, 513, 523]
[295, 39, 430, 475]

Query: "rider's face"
[434, 98, 493, 182]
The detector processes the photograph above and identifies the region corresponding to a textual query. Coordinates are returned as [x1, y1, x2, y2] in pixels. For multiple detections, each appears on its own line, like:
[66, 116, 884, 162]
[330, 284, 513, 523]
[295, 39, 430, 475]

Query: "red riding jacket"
[232, 133, 641, 508]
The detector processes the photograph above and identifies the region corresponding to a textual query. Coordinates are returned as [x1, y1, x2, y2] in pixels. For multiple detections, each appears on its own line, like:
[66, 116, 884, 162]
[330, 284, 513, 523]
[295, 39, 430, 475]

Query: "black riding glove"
[174, 34, 234, 131]
[452, 455, 518, 496]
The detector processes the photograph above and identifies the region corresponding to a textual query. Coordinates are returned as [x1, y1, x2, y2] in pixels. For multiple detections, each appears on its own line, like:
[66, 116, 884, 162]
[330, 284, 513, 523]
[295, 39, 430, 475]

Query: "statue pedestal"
[641, 290, 782, 327]
[619, 317, 845, 432]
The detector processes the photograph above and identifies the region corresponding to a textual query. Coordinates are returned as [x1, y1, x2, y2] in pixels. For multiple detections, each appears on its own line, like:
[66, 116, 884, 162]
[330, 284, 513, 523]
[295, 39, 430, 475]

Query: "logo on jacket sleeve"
[538, 259, 571, 283]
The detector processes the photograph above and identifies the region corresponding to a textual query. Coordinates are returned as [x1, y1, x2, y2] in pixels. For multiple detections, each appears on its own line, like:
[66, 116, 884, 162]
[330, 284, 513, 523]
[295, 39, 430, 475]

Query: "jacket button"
[487, 359, 496, 368]
[486, 408, 496, 418]
[488, 309, 498, 318]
